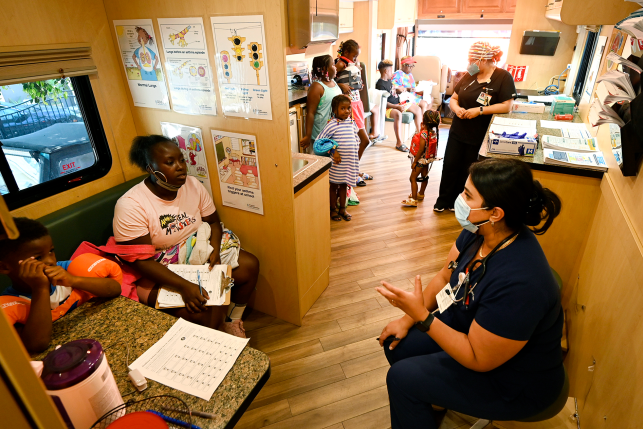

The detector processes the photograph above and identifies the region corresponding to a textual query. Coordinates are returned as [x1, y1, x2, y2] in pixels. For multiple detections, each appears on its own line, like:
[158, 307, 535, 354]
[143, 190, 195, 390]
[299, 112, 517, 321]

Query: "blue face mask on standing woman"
[454, 194, 491, 233]
[467, 60, 481, 76]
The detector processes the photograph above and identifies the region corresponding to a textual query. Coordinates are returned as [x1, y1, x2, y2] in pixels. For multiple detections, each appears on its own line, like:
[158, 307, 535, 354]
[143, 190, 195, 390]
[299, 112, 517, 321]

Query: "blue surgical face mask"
[455, 194, 491, 233]
[467, 60, 481, 76]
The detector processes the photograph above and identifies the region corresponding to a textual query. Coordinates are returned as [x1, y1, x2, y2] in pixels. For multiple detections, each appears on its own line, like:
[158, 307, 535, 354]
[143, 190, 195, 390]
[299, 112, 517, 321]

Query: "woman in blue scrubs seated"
[377, 158, 564, 428]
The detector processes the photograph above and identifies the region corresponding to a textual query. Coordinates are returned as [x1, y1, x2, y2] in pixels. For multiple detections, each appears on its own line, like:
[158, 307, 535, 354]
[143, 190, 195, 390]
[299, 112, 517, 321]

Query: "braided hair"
[134, 27, 154, 45]
[422, 110, 440, 147]
[337, 39, 359, 58]
[331, 94, 351, 118]
[311, 55, 333, 81]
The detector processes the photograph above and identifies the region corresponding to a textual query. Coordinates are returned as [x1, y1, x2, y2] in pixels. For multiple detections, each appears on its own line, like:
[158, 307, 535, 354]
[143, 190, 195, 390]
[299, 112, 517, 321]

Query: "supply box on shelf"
[488, 134, 538, 156]
[550, 95, 575, 115]
[512, 101, 546, 114]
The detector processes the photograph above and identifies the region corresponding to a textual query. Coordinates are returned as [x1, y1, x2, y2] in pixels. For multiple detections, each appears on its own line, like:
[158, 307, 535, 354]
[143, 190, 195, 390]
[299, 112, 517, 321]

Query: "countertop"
[293, 152, 332, 194]
[32, 296, 270, 429]
[288, 87, 308, 107]
[480, 112, 605, 179]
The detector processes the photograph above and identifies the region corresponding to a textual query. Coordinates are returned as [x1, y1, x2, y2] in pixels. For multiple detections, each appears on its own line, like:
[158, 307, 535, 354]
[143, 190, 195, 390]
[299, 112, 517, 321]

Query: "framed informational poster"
[211, 130, 263, 215]
[113, 19, 170, 110]
[158, 18, 217, 115]
[161, 122, 213, 197]
[211, 15, 272, 120]
[603, 28, 628, 75]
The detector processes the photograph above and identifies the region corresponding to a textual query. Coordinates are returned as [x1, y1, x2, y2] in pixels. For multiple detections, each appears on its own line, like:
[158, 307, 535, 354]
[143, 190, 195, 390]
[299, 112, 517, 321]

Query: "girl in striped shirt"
[317, 95, 360, 221]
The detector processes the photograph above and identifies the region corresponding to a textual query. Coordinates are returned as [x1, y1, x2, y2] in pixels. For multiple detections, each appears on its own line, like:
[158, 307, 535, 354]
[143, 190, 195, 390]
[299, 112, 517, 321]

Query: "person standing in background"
[335, 40, 373, 187]
[299, 55, 342, 151]
[434, 42, 516, 212]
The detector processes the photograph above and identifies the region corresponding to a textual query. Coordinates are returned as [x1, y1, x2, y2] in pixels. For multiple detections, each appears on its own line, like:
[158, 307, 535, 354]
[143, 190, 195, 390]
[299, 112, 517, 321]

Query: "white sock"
[226, 303, 246, 321]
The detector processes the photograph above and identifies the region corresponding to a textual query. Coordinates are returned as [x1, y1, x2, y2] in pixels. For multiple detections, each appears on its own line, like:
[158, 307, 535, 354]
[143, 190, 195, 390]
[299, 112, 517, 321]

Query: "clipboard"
[155, 265, 233, 309]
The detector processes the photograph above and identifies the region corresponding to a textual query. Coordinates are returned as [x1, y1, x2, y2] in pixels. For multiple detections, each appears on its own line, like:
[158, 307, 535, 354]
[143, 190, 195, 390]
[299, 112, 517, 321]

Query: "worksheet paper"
[157, 265, 228, 308]
[492, 117, 537, 129]
[158, 18, 217, 115]
[113, 19, 170, 110]
[128, 318, 249, 400]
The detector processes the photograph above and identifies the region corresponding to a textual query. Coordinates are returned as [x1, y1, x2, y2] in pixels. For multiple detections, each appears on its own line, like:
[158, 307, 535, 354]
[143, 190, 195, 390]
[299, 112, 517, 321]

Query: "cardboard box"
[488, 135, 538, 156]
[550, 95, 575, 115]
[512, 101, 546, 114]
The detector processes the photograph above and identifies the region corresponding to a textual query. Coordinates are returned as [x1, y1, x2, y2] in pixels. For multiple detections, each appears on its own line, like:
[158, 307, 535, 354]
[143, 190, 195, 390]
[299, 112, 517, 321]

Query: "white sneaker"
[222, 320, 246, 338]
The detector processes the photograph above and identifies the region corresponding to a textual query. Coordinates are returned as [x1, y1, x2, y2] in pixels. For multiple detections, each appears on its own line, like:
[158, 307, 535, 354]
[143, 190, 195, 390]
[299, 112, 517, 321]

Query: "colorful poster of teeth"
[211, 15, 272, 120]
[113, 20, 170, 110]
[158, 18, 217, 116]
[211, 130, 263, 215]
[161, 122, 213, 198]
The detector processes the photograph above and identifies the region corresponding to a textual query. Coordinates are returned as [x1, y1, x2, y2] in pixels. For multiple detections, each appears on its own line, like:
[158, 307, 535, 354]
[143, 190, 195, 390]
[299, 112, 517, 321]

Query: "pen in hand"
[197, 271, 204, 298]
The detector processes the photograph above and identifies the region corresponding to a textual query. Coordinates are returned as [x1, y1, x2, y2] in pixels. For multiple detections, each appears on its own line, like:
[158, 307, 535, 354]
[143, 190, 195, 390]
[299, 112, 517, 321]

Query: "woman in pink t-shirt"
[113, 135, 259, 338]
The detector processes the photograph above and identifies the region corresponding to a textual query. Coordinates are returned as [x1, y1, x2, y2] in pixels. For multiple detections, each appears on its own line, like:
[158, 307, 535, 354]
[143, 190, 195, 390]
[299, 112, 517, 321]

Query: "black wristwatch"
[480, 106, 484, 114]
[415, 312, 435, 333]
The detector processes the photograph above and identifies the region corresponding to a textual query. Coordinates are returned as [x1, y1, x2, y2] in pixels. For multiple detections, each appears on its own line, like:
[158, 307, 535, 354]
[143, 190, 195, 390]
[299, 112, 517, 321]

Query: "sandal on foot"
[402, 198, 418, 207]
[361, 173, 374, 180]
[409, 194, 425, 200]
[331, 208, 342, 221]
[338, 206, 352, 221]
[395, 144, 409, 152]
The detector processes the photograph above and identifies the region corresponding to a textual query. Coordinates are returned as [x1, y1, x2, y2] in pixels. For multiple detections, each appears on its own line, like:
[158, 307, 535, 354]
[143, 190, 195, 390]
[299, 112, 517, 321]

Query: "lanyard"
[448, 231, 520, 309]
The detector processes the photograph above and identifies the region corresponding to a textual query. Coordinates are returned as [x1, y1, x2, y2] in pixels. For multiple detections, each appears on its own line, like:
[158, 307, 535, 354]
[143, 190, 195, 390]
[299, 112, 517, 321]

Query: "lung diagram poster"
[211, 15, 272, 120]
[211, 130, 263, 215]
[113, 19, 170, 110]
[158, 18, 217, 116]
[161, 122, 213, 198]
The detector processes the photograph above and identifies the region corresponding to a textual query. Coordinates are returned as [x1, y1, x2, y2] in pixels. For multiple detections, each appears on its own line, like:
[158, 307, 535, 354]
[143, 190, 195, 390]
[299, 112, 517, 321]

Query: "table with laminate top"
[480, 111, 605, 179]
[31, 296, 270, 429]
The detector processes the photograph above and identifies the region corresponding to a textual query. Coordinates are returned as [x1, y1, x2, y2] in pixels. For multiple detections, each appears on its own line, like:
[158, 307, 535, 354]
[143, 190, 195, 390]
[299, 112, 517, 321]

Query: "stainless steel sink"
[292, 158, 309, 175]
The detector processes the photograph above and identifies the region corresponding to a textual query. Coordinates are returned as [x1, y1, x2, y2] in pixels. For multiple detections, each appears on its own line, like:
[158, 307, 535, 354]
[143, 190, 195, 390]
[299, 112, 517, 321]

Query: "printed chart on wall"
[161, 122, 213, 197]
[211, 15, 272, 120]
[211, 130, 263, 215]
[158, 18, 217, 115]
[113, 20, 170, 110]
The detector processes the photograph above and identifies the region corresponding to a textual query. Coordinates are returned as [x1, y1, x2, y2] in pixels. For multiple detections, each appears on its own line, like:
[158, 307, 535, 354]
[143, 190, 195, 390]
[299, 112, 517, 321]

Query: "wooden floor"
[236, 126, 577, 429]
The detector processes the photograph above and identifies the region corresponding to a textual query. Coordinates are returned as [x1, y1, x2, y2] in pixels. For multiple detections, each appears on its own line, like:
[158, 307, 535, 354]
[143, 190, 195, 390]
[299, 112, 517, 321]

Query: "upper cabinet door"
[419, 0, 461, 15]
[504, 0, 518, 13]
[461, 0, 504, 13]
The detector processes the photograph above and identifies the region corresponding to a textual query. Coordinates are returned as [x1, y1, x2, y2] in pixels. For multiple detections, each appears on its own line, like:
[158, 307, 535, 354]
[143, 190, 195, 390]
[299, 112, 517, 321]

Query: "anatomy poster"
[161, 122, 213, 197]
[113, 20, 170, 110]
[158, 18, 217, 116]
[211, 15, 272, 120]
[211, 130, 263, 215]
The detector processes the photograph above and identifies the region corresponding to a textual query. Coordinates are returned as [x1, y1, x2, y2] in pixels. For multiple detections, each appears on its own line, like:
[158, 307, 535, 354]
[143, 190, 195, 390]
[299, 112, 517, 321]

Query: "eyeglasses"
[404, 64, 415, 68]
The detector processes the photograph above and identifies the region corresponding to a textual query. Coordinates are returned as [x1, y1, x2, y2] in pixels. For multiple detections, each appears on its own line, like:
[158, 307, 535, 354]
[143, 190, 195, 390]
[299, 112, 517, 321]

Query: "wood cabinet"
[546, 0, 640, 25]
[339, 1, 354, 33]
[418, 0, 514, 18]
[504, 0, 518, 13]
[378, 0, 417, 29]
[419, 0, 460, 15]
[461, 0, 503, 14]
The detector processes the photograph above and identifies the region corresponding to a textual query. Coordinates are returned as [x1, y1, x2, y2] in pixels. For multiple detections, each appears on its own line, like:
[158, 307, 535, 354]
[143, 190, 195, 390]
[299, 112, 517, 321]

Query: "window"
[0, 76, 111, 209]
[416, 21, 513, 71]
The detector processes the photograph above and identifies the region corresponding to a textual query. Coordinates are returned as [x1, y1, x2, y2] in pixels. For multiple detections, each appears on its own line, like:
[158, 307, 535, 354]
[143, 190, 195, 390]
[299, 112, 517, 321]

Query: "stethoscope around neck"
[446, 231, 520, 309]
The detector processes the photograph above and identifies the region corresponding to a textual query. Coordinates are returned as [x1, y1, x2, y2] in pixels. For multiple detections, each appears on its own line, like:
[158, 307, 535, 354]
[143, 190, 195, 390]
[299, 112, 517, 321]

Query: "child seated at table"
[0, 218, 122, 353]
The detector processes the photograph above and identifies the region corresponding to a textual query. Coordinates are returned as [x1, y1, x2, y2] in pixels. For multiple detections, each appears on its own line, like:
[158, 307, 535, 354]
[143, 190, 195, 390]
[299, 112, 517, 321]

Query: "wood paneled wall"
[504, 0, 577, 90]
[102, 0, 302, 324]
[1, 0, 139, 218]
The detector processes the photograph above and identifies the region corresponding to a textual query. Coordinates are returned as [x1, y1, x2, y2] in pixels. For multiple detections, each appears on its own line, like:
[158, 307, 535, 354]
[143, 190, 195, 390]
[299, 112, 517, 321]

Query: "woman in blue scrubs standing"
[377, 158, 564, 428]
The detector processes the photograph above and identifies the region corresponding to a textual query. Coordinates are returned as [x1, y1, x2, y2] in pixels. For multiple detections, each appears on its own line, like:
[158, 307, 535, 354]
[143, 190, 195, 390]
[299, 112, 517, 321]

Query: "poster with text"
[161, 122, 213, 198]
[211, 130, 263, 215]
[211, 15, 272, 120]
[158, 18, 217, 116]
[113, 20, 170, 110]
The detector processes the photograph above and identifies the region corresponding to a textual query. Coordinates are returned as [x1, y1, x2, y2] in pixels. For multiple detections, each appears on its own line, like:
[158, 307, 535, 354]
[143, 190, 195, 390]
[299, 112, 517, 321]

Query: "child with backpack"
[402, 110, 441, 207]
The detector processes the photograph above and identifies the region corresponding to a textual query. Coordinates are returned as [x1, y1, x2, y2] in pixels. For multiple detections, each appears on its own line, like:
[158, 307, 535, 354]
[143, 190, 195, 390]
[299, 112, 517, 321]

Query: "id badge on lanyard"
[436, 283, 454, 313]
[476, 88, 491, 106]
